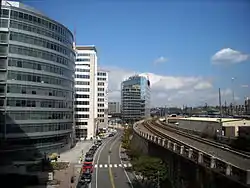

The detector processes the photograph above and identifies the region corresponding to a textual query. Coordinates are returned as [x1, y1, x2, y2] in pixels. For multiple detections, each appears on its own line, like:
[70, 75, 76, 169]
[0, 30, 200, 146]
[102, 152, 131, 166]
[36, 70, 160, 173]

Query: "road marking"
[104, 164, 108, 168]
[95, 137, 116, 188]
[94, 164, 98, 168]
[108, 155, 116, 188]
[119, 164, 122, 167]
[119, 144, 134, 188]
[114, 164, 117, 168]
[123, 164, 127, 168]
[99, 164, 103, 168]
[109, 164, 113, 168]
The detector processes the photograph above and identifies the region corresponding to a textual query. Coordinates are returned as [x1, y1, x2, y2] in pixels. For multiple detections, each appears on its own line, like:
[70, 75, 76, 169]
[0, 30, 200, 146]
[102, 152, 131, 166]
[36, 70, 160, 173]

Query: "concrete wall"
[130, 130, 148, 155]
[178, 119, 221, 136]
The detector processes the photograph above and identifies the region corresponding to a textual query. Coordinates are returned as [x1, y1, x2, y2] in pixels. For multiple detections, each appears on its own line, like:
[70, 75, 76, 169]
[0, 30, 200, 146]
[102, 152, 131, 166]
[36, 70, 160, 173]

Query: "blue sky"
[25, 0, 250, 106]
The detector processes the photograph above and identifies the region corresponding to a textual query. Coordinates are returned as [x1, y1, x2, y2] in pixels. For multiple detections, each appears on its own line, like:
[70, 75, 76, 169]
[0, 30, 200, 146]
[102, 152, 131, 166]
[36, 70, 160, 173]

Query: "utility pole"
[219, 88, 222, 117]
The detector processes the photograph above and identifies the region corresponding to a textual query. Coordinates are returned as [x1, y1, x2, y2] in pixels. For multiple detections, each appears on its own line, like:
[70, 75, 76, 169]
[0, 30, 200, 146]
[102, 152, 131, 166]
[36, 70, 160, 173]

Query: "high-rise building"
[74, 46, 97, 140]
[97, 70, 108, 128]
[121, 75, 150, 123]
[0, 1, 75, 157]
[108, 101, 120, 114]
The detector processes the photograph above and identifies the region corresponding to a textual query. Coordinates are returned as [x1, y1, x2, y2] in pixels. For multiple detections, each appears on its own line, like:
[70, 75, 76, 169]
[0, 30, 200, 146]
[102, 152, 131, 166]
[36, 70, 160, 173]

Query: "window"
[98, 88, 104, 92]
[98, 98, 104, 102]
[98, 104, 104, 107]
[75, 108, 89, 112]
[77, 53, 90, 57]
[75, 88, 89, 92]
[75, 94, 89, 98]
[98, 93, 104, 97]
[76, 122, 88, 126]
[76, 81, 89, 85]
[75, 68, 90, 72]
[74, 101, 89, 105]
[98, 82, 105, 86]
[76, 74, 90, 79]
[97, 77, 106, 81]
[97, 72, 106, 76]
[76, 58, 90, 62]
[75, 114, 89, 119]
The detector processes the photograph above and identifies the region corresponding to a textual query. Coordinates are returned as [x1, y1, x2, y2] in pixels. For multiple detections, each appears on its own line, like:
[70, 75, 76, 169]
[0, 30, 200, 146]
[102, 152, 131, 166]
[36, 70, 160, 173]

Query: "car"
[82, 162, 93, 173]
[84, 156, 93, 162]
[91, 145, 98, 151]
[80, 170, 92, 183]
[85, 151, 93, 158]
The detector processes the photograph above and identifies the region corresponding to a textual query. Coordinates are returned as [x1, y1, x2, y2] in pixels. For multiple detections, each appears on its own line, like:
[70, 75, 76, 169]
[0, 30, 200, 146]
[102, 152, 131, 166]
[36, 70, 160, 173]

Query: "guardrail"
[133, 120, 250, 186]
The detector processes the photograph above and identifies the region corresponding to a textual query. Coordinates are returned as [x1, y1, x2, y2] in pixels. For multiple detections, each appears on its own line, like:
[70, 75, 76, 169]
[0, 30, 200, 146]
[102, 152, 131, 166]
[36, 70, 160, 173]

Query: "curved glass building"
[0, 1, 75, 158]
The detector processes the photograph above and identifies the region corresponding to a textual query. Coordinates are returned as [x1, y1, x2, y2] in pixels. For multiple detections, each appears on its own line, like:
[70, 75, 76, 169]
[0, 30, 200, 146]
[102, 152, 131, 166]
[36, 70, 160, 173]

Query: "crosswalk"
[94, 163, 132, 169]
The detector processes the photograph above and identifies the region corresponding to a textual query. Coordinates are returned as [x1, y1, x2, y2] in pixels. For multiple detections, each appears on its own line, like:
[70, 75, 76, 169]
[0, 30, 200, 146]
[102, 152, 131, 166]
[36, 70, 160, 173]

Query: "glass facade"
[121, 75, 150, 123]
[0, 2, 75, 158]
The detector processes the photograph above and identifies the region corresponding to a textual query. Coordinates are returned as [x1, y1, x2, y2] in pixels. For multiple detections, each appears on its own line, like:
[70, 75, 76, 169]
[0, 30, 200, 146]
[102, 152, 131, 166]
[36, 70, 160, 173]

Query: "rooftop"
[76, 45, 97, 52]
[179, 117, 242, 123]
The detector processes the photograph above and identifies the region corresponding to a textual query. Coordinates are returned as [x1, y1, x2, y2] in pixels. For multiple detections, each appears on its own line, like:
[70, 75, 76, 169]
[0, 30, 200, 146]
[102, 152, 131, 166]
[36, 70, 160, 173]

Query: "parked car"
[82, 163, 93, 173]
[80, 169, 92, 183]
[85, 156, 93, 162]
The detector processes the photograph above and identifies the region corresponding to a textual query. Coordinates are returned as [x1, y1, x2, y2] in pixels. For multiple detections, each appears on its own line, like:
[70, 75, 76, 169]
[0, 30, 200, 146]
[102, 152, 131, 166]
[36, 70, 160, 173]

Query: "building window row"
[75, 108, 89, 112]
[6, 123, 72, 134]
[76, 58, 90, 62]
[75, 114, 89, 119]
[97, 77, 106, 81]
[98, 93, 104, 97]
[98, 88, 104, 91]
[98, 82, 105, 86]
[7, 84, 72, 98]
[98, 109, 104, 112]
[10, 32, 73, 57]
[75, 88, 90, 92]
[98, 98, 104, 102]
[97, 72, 106, 76]
[98, 119, 104, 123]
[8, 71, 72, 87]
[75, 68, 90, 72]
[8, 58, 72, 78]
[9, 45, 74, 68]
[98, 114, 104, 118]
[10, 20, 72, 47]
[7, 111, 72, 121]
[77, 53, 90, 57]
[74, 101, 89, 105]
[75, 81, 90, 85]
[7, 98, 73, 108]
[75, 122, 88, 126]
[75, 74, 90, 79]
[10, 10, 72, 40]
[75, 94, 89, 98]
[98, 103, 104, 107]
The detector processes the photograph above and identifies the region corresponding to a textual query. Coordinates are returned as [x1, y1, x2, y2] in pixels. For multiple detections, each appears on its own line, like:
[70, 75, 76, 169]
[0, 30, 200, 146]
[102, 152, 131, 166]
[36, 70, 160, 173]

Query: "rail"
[133, 119, 250, 186]
[156, 120, 250, 159]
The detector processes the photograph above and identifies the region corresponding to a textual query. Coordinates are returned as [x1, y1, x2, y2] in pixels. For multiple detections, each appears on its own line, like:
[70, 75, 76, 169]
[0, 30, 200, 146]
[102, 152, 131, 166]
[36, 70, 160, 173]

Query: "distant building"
[108, 102, 120, 114]
[97, 70, 108, 128]
[121, 75, 150, 123]
[245, 97, 250, 115]
[75, 46, 98, 140]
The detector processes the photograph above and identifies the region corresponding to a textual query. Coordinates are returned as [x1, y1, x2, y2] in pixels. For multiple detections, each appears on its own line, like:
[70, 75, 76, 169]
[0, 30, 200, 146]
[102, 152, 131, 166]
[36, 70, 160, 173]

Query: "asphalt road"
[90, 130, 134, 188]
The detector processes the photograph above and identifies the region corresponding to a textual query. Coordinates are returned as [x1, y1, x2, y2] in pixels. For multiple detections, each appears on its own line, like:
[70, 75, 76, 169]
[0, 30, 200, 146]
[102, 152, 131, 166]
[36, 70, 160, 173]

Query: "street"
[90, 130, 134, 188]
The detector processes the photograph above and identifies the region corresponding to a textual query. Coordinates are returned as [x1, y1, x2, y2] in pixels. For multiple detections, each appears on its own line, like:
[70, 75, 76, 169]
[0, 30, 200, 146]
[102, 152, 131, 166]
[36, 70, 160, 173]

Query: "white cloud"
[105, 66, 237, 107]
[211, 48, 249, 64]
[153, 56, 168, 64]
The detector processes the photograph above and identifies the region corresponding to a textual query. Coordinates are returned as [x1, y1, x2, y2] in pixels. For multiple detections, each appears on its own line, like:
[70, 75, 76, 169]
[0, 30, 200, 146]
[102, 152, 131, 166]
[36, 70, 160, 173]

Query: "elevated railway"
[133, 119, 250, 186]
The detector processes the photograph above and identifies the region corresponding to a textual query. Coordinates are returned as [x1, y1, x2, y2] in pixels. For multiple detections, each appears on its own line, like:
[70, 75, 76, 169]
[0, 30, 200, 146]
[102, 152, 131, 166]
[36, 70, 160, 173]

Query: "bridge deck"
[148, 123, 250, 171]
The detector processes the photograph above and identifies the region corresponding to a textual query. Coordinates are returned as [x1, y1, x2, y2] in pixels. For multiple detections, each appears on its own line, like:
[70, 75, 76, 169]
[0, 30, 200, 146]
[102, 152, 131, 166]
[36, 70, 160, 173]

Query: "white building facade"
[97, 70, 109, 128]
[74, 46, 98, 140]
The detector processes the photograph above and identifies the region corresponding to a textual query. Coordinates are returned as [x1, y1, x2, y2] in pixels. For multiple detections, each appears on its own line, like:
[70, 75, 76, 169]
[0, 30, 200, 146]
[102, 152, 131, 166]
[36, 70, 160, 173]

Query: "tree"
[131, 155, 167, 186]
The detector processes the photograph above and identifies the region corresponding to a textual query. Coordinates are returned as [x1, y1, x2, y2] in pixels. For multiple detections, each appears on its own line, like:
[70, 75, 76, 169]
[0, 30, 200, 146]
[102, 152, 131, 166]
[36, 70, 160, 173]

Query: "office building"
[121, 75, 150, 123]
[74, 46, 97, 140]
[0, 1, 75, 157]
[108, 101, 120, 114]
[97, 70, 108, 128]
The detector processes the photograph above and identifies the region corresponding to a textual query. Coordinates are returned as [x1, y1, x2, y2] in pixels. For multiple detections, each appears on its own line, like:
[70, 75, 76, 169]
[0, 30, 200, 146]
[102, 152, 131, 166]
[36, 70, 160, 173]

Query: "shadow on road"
[0, 112, 51, 188]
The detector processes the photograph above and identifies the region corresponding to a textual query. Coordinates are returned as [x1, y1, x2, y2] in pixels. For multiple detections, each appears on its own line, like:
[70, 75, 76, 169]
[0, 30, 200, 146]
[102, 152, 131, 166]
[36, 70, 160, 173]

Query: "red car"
[82, 162, 93, 173]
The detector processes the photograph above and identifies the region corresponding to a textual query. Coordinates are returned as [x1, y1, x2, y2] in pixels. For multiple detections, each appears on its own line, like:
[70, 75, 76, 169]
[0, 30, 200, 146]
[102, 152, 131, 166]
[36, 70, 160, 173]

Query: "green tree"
[131, 155, 167, 185]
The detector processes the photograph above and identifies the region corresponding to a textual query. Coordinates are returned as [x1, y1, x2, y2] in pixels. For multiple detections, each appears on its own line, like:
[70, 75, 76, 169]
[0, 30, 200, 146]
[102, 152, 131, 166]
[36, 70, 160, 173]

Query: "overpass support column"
[180, 146, 184, 155]
[173, 143, 177, 151]
[210, 156, 216, 169]
[198, 152, 203, 164]
[226, 164, 232, 176]
[188, 148, 193, 158]
[167, 141, 171, 149]
[162, 139, 166, 147]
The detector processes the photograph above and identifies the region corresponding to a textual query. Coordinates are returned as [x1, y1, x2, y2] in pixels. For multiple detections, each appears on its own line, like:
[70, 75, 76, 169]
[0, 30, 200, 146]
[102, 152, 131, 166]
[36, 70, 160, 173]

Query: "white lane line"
[95, 137, 115, 188]
[94, 164, 98, 168]
[99, 164, 103, 168]
[128, 163, 132, 167]
[109, 164, 113, 168]
[119, 144, 134, 188]
[123, 164, 127, 168]
[119, 164, 122, 167]
[114, 164, 118, 168]
[104, 164, 108, 168]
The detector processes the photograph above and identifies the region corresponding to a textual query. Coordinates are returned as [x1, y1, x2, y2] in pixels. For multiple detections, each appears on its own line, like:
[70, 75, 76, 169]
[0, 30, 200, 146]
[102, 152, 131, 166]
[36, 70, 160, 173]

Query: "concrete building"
[74, 46, 98, 140]
[176, 117, 250, 137]
[108, 101, 120, 114]
[121, 75, 150, 123]
[97, 70, 108, 128]
[0, 1, 75, 156]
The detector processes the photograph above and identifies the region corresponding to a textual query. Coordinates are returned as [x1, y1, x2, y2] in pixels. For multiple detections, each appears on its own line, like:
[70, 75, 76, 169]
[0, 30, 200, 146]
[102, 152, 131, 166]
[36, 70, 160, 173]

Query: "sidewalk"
[53, 141, 93, 188]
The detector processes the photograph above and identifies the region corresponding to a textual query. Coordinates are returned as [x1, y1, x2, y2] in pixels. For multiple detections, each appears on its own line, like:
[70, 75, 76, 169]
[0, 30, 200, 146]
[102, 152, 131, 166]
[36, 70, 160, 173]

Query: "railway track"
[141, 119, 250, 171]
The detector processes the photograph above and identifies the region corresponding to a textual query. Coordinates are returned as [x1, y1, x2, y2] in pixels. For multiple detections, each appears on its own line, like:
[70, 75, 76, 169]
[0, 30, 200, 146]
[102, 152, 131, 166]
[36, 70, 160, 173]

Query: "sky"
[23, 0, 250, 107]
